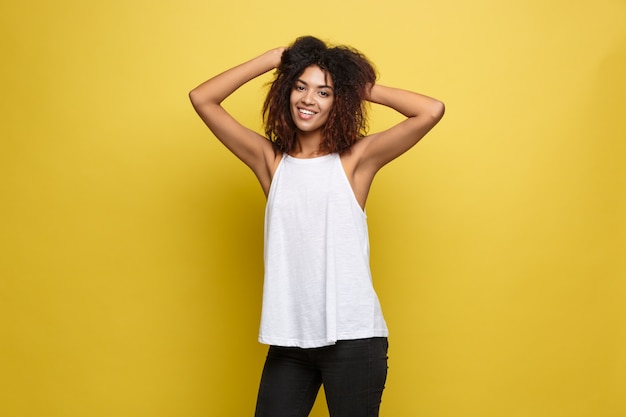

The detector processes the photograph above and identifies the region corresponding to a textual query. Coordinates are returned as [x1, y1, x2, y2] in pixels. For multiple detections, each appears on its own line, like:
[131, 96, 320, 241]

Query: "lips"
[297, 108, 317, 119]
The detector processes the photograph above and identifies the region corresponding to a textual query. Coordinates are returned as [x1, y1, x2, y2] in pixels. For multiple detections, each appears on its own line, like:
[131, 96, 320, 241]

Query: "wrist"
[367, 84, 386, 104]
[262, 47, 285, 70]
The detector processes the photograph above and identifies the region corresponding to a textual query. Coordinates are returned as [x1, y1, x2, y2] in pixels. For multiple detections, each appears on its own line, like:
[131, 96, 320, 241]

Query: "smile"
[298, 108, 317, 116]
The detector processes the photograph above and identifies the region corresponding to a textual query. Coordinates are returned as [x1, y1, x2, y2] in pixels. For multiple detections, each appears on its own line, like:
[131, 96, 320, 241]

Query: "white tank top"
[259, 153, 388, 348]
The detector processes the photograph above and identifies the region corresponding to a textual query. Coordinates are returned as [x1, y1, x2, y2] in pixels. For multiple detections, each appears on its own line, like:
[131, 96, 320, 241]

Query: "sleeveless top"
[259, 153, 388, 348]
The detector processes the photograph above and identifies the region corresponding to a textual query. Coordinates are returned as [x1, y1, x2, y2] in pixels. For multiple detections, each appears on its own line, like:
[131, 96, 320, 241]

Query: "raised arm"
[341, 84, 444, 208]
[356, 84, 445, 172]
[189, 48, 285, 194]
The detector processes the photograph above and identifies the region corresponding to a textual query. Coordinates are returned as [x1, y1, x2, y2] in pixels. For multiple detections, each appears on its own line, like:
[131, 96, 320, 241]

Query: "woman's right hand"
[189, 47, 286, 196]
[266, 47, 285, 69]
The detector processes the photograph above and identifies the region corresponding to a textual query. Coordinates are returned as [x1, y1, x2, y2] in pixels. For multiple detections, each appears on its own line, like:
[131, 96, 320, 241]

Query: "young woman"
[190, 36, 444, 417]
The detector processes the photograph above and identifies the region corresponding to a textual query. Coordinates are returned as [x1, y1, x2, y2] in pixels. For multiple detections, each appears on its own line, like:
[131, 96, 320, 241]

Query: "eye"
[294, 84, 306, 92]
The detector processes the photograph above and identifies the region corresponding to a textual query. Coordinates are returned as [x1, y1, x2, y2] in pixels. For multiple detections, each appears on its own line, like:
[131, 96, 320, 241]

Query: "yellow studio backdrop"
[1, 0, 624, 416]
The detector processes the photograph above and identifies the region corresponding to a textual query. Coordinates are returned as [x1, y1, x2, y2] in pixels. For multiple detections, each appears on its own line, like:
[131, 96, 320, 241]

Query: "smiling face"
[289, 65, 335, 138]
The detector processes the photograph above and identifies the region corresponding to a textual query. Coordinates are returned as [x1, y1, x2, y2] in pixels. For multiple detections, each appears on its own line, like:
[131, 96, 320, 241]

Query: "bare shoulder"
[258, 147, 284, 197]
[341, 133, 381, 177]
[267, 148, 284, 177]
[340, 135, 381, 209]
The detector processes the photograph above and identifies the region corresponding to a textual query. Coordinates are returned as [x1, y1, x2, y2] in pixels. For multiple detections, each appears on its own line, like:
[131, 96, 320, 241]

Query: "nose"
[302, 90, 315, 105]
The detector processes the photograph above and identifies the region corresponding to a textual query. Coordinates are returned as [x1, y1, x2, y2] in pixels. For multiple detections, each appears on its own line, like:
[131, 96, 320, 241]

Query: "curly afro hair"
[262, 36, 377, 154]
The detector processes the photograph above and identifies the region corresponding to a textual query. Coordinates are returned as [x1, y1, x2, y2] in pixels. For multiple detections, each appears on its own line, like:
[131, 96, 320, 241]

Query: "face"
[289, 65, 335, 136]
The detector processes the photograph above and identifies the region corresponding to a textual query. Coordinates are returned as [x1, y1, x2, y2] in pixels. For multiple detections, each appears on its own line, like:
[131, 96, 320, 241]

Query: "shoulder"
[254, 147, 284, 197]
[339, 135, 380, 182]
[340, 134, 379, 174]
[338, 137, 380, 210]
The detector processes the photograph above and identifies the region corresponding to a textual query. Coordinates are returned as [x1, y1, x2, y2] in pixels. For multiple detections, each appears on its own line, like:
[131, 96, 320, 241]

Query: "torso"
[266, 138, 377, 209]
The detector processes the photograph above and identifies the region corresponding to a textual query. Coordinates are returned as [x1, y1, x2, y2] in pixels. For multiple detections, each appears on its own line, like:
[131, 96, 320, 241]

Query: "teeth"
[299, 109, 315, 115]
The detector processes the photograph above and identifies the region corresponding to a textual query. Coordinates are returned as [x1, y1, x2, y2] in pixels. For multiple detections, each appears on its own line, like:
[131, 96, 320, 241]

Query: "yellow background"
[1, 0, 625, 416]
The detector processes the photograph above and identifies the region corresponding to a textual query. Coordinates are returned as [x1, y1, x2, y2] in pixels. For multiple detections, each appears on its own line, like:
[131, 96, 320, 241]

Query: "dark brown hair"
[263, 36, 377, 154]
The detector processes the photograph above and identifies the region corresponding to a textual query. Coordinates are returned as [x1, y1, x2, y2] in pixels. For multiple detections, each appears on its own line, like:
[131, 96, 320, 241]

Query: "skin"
[289, 65, 335, 144]
[189, 47, 445, 209]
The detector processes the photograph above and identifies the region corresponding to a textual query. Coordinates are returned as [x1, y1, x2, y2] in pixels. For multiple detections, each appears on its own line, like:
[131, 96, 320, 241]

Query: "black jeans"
[254, 337, 389, 417]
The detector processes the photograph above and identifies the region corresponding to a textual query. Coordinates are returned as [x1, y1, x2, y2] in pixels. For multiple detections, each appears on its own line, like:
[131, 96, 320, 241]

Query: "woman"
[190, 36, 444, 417]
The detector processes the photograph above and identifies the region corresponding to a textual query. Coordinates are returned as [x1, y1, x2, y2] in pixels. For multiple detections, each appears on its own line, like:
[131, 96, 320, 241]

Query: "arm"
[189, 48, 285, 193]
[356, 84, 445, 172]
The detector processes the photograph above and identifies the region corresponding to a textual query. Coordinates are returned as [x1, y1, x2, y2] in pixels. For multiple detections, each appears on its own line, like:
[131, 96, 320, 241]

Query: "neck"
[291, 131, 327, 158]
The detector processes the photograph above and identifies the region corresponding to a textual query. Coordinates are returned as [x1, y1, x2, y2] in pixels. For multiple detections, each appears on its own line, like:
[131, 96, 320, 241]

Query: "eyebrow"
[296, 79, 334, 90]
